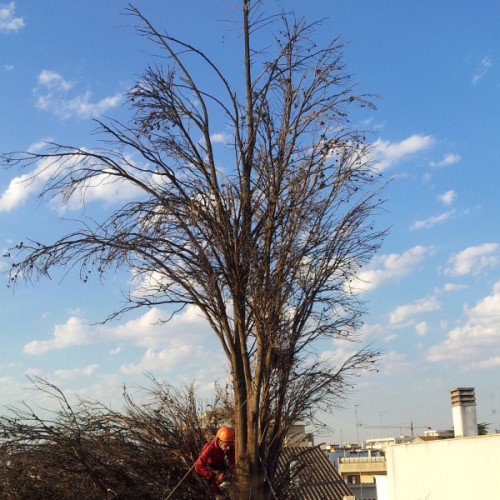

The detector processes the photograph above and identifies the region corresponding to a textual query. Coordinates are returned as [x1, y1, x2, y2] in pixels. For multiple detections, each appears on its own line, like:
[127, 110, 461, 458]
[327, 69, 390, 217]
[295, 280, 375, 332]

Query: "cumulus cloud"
[472, 56, 492, 85]
[23, 305, 212, 355]
[21, 305, 229, 393]
[445, 243, 500, 277]
[0, 2, 24, 33]
[390, 295, 441, 326]
[377, 351, 415, 376]
[0, 250, 7, 272]
[442, 282, 468, 292]
[210, 132, 231, 144]
[110, 306, 210, 349]
[0, 150, 143, 212]
[121, 345, 209, 375]
[466, 356, 500, 370]
[437, 190, 456, 206]
[430, 153, 461, 168]
[357, 323, 397, 343]
[34, 70, 122, 119]
[23, 316, 95, 354]
[427, 280, 500, 366]
[410, 210, 454, 230]
[54, 364, 99, 380]
[372, 134, 434, 171]
[415, 321, 427, 336]
[38, 70, 73, 91]
[0, 153, 64, 212]
[59, 168, 144, 213]
[118, 324, 227, 384]
[0, 376, 32, 407]
[350, 245, 433, 293]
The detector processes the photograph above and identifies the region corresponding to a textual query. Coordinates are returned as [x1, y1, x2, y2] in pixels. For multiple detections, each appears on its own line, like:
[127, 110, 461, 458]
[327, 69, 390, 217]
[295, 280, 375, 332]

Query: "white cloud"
[54, 364, 99, 380]
[351, 245, 433, 293]
[427, 280, 500, 365]
[121, 345, 207, 374]
[0, 376, 32, 406]
[410, 210, 454, 230]
[437, 190, 456, 206]
[0, 173, 37, 211]
[430, 153, 461, 168]
[110, 305, 209, 349]
[0, 150, 143, 212]
[0, 250, 7, 271]
[415, 321, 427, 336]
[357, 323, 397, 343]
[210, 132, 231, 144]
[60, 168, 144, 212]
[119, 337, 228, 387]
[372, 134, 434, 171]
[378, 351, 415, 376]
[390, 295, 441, 326]
[0, 2, 24, 33]
[38, 70, 73, 91]
[4, 63, 13, 71]
[442, 283, 468, 292]
[24, 316, 95, 354]
[10, 321, 210, 406]
[23, 305, 212, 355]
[445, 243, 500, 277]
[21, 305, 228, 392]
[467, 356, 500, 370]
[35, 70, 122, 119]
[472, 56, 492, 85]
[0, 154, 64, 212]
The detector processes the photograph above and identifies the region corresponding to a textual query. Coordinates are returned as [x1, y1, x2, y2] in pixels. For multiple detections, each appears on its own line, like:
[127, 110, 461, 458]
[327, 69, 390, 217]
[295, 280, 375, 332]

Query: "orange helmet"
[216, 426, 234, 442]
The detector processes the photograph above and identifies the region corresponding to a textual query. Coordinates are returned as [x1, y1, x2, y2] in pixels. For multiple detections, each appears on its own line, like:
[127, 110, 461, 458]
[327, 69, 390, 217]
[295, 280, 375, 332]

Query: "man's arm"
[194, 441, 216, 482]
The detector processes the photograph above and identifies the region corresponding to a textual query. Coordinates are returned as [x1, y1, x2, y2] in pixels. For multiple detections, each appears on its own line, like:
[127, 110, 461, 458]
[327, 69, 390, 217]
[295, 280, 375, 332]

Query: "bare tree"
[3, 1, 385, 497]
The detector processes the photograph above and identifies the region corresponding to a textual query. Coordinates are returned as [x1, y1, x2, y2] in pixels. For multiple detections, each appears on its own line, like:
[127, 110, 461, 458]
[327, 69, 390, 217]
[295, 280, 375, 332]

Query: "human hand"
[216, 472, 225, 484]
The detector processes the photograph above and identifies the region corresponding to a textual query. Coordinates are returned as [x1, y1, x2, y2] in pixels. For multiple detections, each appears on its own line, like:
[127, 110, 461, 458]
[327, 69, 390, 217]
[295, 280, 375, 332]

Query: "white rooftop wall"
[384, 434, 500, 500]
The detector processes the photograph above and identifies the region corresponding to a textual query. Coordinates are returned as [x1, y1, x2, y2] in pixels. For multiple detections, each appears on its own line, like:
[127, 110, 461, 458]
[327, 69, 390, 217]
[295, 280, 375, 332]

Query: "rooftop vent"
[450, 387, 478, 438]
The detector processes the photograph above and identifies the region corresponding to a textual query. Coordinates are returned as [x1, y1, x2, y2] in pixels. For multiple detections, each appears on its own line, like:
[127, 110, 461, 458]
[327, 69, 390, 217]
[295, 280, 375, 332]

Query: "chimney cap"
[450, 387, 476, 407]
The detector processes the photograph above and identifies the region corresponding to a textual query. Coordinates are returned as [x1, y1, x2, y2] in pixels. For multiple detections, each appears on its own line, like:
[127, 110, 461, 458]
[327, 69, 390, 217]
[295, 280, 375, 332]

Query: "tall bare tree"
[3, 1, 385, 497]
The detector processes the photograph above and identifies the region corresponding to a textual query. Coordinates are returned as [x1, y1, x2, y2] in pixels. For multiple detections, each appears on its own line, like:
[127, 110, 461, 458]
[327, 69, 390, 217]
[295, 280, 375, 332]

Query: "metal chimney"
[450, 387, 478, 437]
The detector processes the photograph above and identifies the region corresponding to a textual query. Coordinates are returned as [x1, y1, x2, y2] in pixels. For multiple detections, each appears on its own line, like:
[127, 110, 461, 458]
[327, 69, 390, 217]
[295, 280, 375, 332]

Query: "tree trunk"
[233, 375, 270, 499]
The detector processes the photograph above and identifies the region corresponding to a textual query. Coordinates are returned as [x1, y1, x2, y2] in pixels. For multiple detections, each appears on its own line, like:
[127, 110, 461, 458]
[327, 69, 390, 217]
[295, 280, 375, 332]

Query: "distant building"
[284, 422, 314, 448]
[422, 428, 454, 438]
[200, 407, 233, 439]
[364, 435, 412, 451]
[337, 451, 386, 500]
[324, 445, 386, 500]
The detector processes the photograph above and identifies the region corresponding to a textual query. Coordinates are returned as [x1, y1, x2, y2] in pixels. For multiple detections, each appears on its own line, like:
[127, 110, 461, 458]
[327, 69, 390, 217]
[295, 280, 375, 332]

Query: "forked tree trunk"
[233, 393, 270, 499]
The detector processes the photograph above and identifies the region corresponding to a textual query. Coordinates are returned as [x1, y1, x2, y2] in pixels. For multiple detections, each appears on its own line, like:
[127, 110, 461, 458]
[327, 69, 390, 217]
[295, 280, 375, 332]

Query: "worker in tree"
[195, 426, 235, 499]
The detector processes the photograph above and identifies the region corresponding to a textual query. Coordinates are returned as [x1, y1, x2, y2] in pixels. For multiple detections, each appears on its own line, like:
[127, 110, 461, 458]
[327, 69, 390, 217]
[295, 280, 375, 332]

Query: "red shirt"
[195, 438, 235, 482]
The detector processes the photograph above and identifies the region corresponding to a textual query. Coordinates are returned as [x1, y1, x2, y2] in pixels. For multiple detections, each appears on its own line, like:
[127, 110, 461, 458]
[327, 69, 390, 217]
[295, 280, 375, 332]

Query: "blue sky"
[1, 0, 499, 443]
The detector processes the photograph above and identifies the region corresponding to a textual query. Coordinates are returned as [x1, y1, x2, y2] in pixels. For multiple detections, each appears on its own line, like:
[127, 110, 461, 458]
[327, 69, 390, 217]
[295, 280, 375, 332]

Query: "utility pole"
[355, 404, 360, 444]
